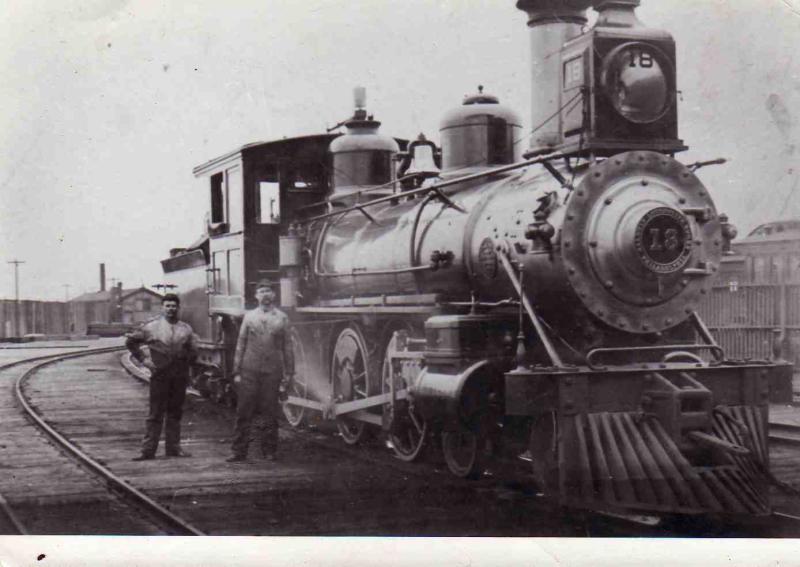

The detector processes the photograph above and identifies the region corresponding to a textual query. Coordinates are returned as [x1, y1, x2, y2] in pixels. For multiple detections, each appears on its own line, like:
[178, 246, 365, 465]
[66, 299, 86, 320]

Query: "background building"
[0, 300, 69, 339]
[70, 283, 163, 335]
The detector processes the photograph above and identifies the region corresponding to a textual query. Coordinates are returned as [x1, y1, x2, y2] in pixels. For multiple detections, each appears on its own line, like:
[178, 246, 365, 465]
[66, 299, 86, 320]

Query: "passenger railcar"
[162, 0, 791, 519]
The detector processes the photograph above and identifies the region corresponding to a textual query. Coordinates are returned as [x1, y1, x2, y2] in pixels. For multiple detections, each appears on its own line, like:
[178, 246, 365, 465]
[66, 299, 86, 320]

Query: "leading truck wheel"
[282, 329, 308, 428]
[331, 326, 372, 445]
[441, 427, 488, 480]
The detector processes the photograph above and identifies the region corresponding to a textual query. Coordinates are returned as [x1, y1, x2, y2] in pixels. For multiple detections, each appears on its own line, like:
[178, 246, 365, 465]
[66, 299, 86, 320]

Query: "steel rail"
[0, 492, 27, 535]
[13, 346, 206, 536]
[771, 511, 800, 524]
[0, 345, 128, 534]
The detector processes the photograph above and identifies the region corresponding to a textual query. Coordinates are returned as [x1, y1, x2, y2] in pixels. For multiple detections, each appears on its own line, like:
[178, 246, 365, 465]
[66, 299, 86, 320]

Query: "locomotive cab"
[194, 135, 336, 316]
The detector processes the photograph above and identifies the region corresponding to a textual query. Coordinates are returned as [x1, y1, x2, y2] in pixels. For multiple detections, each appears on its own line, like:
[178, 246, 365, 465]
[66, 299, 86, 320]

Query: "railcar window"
[212, 251, 227, 294]
[210, 173, 224, 224]
[228, 249, 243, 295]
[258, 182, 281, 224]
[227, 166, 243, 232]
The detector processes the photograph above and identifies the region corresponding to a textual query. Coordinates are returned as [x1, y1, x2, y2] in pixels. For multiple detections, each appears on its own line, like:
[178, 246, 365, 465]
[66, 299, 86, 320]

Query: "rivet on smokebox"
[604, 280, 614, 289]
[641, 180, 649, 186]
[604, 198, 613, 205]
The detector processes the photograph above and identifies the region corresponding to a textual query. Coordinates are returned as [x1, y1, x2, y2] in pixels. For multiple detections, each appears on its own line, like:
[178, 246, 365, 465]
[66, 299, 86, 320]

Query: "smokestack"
[515, 0, 592, 155]
[100, 263, 106, 292]
[595, 0, 642, 28]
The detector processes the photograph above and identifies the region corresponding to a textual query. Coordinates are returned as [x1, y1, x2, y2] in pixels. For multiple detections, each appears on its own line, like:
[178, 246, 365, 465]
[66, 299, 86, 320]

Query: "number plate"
[634, 207, 692, 273]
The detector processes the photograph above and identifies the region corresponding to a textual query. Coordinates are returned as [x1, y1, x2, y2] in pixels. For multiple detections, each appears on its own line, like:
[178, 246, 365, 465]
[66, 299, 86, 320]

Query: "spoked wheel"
[331, 326, 372, 445]
[282, 328, 309, 428]
[382, 332, 427, 462]
[441, 426, 488, 480]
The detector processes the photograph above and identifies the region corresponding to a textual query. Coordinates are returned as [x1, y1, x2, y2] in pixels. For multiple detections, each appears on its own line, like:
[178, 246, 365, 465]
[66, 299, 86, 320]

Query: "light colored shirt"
[125, 316, 198, 372]
[233, 307, 294, 375]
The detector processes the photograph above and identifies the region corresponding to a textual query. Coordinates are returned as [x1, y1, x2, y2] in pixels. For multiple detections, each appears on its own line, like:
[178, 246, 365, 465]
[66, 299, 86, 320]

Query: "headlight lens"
[602, 43, 673, 124]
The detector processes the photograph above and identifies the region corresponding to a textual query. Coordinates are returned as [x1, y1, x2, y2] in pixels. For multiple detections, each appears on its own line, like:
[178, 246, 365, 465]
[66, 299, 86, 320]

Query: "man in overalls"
[227, 280, 294, 462]
[126, 293, 198, 460]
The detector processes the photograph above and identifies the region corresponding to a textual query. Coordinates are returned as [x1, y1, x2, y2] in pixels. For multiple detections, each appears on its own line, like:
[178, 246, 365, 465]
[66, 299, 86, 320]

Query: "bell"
[402, 134, 441, 180]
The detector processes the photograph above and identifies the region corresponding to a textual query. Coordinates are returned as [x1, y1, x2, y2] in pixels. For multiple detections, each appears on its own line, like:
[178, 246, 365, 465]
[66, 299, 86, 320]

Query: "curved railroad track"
[0, 344, 204, 535]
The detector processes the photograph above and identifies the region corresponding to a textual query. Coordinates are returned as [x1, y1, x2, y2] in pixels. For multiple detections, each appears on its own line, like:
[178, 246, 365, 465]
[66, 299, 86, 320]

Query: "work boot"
[132, 454, 155, 461]
[166, 449, 192, 458]
[226, 454, 247, 463]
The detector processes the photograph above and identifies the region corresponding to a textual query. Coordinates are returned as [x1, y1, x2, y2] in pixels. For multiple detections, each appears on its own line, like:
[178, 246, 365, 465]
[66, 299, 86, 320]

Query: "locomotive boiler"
[161, 0, 792, 519]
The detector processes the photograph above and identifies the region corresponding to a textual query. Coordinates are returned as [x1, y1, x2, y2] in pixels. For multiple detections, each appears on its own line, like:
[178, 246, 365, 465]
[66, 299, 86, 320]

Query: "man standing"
[126, 293, 198, 461]
[227, 279, 294, 462]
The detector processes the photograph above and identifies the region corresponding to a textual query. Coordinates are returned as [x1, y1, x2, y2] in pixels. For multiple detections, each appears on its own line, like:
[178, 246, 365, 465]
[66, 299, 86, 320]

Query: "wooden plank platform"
[9, 348, 584, 536]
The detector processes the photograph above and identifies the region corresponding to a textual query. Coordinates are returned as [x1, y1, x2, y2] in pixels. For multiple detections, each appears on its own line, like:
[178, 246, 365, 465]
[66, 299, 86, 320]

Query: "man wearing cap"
[227, 279, 294, 462]
[126, 293, 198, 460]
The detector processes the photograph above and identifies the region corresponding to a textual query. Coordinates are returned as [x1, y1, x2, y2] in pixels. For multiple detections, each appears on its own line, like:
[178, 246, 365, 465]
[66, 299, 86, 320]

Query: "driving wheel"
[331, 326, 372, 444]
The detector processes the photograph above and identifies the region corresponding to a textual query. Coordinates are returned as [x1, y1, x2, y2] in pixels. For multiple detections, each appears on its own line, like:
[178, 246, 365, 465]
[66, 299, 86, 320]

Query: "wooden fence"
[697, 283, 800, 364]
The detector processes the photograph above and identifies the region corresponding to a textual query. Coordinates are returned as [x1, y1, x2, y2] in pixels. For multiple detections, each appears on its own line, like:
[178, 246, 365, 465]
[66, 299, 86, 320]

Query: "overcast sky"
[1, 0, 799, 300]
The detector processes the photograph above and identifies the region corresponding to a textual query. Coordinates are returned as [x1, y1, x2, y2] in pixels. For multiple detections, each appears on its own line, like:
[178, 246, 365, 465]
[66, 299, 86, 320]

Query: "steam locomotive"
[161, 0, 791, 518]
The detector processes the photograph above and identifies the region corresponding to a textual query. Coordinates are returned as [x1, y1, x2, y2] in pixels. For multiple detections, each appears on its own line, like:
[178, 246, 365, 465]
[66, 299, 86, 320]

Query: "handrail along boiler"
[161, 0, 791, 518]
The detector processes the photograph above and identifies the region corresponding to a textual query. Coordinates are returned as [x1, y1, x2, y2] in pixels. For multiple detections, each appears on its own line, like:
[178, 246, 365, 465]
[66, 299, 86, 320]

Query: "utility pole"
[63, 284, 72, 334]
[7, 259, 25, 337]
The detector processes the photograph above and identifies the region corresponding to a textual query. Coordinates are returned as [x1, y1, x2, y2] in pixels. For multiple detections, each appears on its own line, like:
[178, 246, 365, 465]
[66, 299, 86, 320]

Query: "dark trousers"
[141, 369, 188, 456]
[232, 371, 281, 457]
